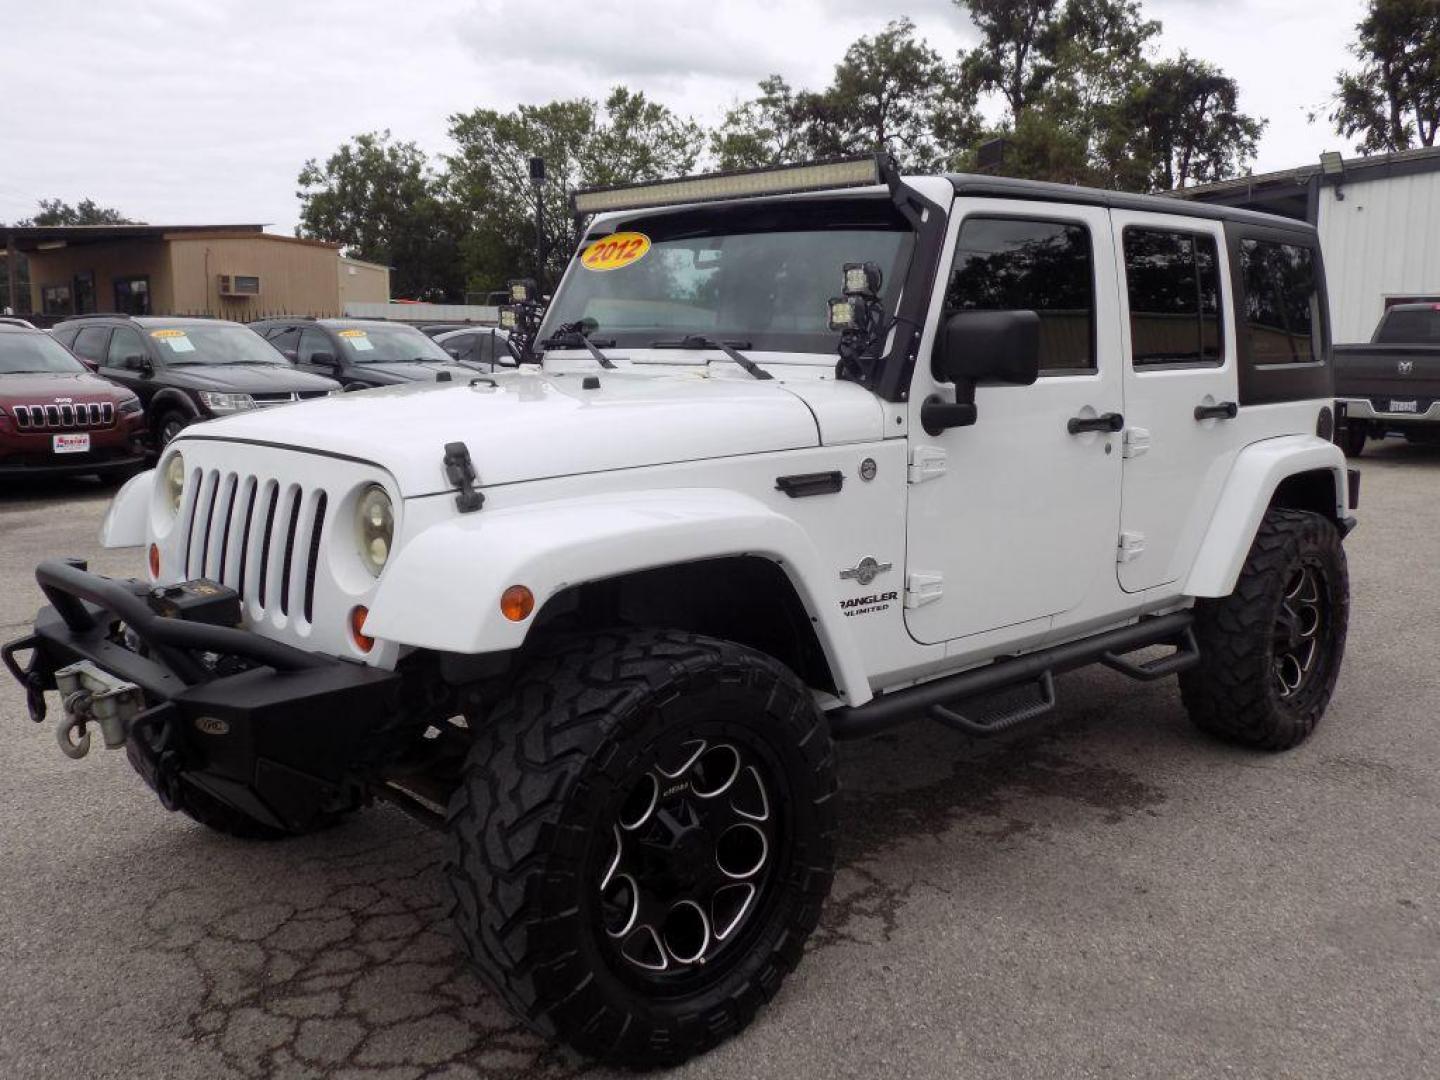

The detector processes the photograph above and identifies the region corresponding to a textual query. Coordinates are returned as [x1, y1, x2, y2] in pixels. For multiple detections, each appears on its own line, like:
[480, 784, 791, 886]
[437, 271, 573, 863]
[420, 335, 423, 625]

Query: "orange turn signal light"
[148, 543, 160, 579]
[500, 585, 535, 622]
[349, 605, 375, 652]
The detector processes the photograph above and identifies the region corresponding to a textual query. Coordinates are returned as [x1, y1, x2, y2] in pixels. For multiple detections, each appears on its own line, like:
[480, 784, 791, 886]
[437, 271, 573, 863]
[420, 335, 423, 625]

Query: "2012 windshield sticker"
[339, 329, 374, 351]
[581, 231, 650, 271]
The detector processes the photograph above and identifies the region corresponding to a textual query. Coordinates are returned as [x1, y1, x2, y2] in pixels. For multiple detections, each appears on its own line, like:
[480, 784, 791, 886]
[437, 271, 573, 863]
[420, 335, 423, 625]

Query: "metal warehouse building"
[1181, 146, 1440, 345]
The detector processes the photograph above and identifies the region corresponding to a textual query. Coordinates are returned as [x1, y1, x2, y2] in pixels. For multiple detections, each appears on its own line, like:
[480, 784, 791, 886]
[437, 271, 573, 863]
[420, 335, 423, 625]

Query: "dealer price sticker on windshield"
[581, 231, 651, 272]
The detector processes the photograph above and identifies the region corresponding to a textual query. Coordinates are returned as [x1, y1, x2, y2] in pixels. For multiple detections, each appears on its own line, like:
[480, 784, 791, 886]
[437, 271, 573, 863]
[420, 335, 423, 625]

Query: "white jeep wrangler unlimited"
[5, 157, 1357, 1068]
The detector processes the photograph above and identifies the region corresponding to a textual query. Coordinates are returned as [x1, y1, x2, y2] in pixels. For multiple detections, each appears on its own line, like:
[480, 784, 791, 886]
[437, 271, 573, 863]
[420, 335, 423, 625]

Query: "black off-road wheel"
[1340, 423, 1368, 457]
[445, 629, 837, 1069]
[1180, 508, 1349, 750]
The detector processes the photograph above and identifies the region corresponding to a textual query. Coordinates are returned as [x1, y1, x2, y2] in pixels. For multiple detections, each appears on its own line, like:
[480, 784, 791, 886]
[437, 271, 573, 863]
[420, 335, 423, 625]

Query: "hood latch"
[443, 441, 485, 513]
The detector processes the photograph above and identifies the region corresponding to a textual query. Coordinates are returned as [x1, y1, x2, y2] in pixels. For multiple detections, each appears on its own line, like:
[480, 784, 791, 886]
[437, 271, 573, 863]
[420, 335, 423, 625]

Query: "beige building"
[2, 223, 389, 322]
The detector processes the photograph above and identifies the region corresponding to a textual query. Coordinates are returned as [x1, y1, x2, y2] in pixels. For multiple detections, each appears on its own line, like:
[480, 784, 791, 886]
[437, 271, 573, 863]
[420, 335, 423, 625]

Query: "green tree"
[713, 20, 978, 171]
[957, 0, 1063, 119]
[711, 76, 830, 169]
[955, 0, 1261, 192]
[19, 198, 135, 226]
[446, 88, 700, 292]
[1332, 0, 1440, 152]
[1122, 55, 1266, 190]
[297, 131, 464, 301]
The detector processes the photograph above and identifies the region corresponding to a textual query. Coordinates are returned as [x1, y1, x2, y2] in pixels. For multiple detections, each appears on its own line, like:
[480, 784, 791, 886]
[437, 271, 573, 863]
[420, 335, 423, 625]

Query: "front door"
[1110, 210, 1241, 593]
[904, 201, 1125, 646]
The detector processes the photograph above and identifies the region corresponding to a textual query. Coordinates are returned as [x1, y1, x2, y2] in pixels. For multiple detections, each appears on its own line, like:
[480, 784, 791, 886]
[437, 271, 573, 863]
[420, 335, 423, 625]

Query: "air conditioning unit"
[218, 274, 261, 297]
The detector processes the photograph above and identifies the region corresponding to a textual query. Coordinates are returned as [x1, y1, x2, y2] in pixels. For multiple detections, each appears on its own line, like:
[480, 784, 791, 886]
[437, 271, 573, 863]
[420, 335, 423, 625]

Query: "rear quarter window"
[1239, 239, 1321, 365]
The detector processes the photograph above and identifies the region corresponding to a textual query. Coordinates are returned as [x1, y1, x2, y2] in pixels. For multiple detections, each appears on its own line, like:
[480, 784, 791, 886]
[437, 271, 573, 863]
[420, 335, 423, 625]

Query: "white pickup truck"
[4, 156, 1357, 1068]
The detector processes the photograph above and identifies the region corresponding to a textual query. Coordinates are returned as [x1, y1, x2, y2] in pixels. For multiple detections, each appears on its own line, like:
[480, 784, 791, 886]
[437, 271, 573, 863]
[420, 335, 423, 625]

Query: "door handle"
[1194, 401, 1238, 421]
[1067, 412, 1124, 435]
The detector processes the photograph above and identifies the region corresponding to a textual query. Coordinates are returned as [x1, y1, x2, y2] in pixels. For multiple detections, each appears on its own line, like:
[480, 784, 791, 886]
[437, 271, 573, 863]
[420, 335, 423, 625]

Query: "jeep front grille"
[11, 402, 115, 430]
[183, 469, 328, 625]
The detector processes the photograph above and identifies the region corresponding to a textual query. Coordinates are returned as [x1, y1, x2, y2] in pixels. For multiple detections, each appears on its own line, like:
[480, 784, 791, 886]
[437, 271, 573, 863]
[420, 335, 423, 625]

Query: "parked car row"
[2, 313, 513, 481]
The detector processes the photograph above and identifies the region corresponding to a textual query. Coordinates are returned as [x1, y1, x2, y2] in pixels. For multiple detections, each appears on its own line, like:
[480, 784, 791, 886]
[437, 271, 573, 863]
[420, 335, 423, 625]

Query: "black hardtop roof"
[943, 173, 1317, 234]
[1385, 301, 1440, 312]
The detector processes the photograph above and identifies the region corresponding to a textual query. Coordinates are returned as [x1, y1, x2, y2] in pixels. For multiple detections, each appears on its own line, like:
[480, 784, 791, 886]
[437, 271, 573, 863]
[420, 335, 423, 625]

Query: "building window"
[944, 216, 1096, 373]
[1123, 228, 1223, 367]
[114, 275, 151, 316]
[1239, 240, 1320, 365]
[73, 271, 97, 315]
[41, 284, 73, 316]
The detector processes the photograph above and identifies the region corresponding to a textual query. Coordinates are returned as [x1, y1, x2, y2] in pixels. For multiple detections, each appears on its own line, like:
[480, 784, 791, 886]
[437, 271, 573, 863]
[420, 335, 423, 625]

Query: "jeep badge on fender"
[4, 154, 1356, 1070]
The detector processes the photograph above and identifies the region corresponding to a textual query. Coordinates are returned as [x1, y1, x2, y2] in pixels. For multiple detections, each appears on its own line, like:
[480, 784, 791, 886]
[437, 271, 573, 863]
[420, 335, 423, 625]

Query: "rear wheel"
[1181, 508, 1349, 750]
[445, 629, 837, 1068]
[1340, 423, 1368, 457]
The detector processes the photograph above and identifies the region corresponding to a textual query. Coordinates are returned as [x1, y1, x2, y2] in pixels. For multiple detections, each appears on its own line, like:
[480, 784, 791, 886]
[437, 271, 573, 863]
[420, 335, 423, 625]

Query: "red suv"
[0, 323, 148, 481]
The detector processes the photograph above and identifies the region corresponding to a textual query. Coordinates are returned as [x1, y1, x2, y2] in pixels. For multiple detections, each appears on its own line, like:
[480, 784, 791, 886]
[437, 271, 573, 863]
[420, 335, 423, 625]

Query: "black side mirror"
[935, 310, 1041, 386]
[309, 351, 338, 368]
[124, 354, 152, 376]
[922, 310, 1041, 435]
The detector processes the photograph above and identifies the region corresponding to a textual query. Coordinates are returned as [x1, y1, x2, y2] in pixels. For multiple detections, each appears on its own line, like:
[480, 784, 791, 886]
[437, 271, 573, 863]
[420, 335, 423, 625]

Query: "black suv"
[248, 318, 478, 389]
[52, 315, 341, 447]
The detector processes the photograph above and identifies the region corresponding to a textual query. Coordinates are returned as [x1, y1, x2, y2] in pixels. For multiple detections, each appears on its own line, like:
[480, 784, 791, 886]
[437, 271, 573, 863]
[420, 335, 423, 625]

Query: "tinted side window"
[1239, 240, 1320, 365]
[51, 326, 79, 348]
[106, 327, 147, 368]
[298, 328, 331, 362]
[945, 217, 1095, 373]
[267, 327, 301, 357]
[1124, 229, 1222, 367]
[72, 326, 112, 363]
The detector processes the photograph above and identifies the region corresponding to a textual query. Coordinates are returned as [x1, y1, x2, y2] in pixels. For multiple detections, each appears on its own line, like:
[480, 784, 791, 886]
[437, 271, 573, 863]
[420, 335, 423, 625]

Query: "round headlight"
[356, 485, 394, 577]
[163, 453, 186, 516]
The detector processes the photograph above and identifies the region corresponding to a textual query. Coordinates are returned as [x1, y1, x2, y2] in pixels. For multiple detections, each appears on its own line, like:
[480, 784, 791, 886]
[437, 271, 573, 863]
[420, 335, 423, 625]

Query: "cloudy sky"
[0, 0, 1364, 233]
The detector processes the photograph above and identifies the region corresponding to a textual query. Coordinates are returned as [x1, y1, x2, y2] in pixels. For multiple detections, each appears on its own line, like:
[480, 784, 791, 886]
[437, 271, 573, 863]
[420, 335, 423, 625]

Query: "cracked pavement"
[3, 445, 1439, 1079]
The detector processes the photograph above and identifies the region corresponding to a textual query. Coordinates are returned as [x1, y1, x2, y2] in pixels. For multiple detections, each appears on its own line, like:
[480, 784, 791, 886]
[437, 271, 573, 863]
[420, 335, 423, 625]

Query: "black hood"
[160, 363, 340, 393]
[349, 360, 480, 384]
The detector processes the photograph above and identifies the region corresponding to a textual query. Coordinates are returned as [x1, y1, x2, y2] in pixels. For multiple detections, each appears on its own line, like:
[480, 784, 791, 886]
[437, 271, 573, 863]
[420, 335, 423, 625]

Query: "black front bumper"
[3, 560, 403, 832]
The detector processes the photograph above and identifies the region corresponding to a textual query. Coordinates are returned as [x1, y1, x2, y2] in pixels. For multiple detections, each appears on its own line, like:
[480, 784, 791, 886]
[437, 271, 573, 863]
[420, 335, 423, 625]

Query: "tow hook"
[52, 661, 144, 760]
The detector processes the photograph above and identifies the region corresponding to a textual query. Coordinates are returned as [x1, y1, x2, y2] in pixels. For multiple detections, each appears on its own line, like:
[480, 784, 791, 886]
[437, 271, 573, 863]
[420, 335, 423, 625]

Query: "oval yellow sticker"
[581, 231, 651, 272]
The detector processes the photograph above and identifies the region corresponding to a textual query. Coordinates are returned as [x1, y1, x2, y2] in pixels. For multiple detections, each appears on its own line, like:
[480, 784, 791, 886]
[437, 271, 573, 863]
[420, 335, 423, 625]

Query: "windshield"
[0, 332, 88, 375]
[540, 198, 915, 355]
[1376, 307, 1440, 344]
[334, 324, 454, 363]
[148, 324, 287, 366]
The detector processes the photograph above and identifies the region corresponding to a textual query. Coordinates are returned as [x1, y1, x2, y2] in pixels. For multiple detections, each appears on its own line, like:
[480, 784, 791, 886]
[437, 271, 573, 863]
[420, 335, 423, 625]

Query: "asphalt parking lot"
[2, 442, 1438, 1080]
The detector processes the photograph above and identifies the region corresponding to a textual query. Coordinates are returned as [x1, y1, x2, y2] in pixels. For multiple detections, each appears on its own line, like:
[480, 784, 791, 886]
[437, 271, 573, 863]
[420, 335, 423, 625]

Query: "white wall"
[1318, 169, 1440, 343]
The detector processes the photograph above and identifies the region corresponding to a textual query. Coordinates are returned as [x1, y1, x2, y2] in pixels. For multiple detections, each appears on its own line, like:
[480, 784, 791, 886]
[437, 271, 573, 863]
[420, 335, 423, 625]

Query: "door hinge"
[1122, 427, 1151, 459]
[904, 572, 944, 608]
[1117, 531, 1146, 563]
[908, 446, 947, 484]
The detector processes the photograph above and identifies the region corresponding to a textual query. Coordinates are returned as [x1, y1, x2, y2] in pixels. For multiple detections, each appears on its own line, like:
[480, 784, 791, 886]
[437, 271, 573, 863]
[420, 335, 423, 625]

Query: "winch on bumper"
[2, 559, 403, 833]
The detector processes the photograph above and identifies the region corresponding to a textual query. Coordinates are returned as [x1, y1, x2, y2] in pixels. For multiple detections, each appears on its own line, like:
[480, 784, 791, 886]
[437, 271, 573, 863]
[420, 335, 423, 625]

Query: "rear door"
[904, 201, 1126, 646]
[1110, 211, 1242, 593]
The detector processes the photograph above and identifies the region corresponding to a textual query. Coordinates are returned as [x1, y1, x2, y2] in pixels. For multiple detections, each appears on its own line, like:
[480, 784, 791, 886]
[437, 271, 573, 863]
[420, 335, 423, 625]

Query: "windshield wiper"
[540, 324, 618, 369]
[649, 335, 772, 380]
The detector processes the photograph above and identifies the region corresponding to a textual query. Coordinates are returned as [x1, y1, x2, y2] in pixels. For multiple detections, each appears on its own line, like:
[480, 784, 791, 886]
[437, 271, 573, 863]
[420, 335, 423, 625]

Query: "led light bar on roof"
[572, 156, 882, 216]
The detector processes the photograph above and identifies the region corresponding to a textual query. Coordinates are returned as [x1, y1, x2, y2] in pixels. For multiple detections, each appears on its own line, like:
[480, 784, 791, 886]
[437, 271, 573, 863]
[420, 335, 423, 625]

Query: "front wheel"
[156, 410, 189, 447]
[1181, 508, 1349, 750]
[445, 629, 837, 1068]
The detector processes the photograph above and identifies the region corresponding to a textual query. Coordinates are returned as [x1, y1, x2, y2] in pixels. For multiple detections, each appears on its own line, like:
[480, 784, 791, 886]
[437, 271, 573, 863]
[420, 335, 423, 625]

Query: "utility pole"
[529, 157, 546, 291]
